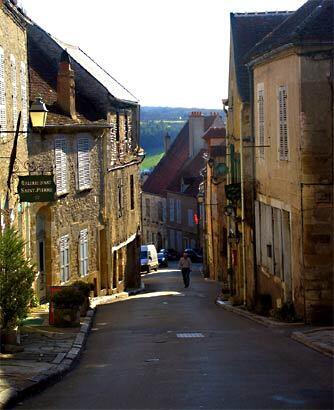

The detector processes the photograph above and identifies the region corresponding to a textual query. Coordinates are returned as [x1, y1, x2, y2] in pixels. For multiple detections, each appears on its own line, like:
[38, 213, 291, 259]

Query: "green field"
[141, 152, 164, 170]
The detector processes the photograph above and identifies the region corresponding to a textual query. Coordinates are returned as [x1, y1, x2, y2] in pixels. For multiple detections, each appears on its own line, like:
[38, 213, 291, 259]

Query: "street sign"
[18, 175, 56, 202]
[225, 183, 241, 201]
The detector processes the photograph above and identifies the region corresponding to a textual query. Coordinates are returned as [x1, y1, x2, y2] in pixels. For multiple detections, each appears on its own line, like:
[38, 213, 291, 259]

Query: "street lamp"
[29, 97, 48, 128]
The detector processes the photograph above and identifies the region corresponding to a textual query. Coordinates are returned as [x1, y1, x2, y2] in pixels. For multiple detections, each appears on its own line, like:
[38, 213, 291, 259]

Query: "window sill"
[77, 187, 92, 194]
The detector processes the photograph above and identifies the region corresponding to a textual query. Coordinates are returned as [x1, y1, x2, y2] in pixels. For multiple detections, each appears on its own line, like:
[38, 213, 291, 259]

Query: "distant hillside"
[140, 106, 224, 155]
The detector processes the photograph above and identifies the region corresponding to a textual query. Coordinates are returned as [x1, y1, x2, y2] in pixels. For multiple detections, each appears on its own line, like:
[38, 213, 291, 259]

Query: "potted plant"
[0, 228, 36, 352]
[52, 286, 85, 327]
[72, 280, 91, 316]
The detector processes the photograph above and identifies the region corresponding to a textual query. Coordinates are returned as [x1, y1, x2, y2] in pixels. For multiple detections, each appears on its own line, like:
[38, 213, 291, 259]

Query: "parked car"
[163, 248, 180, 261]
[157, 251, 168, 268]
[184, 248, 203, 263]
[140, 244, 159, 273]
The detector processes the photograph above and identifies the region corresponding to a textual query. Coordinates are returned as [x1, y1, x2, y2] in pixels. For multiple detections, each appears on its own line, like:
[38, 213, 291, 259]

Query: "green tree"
[0, 228, 36, 331]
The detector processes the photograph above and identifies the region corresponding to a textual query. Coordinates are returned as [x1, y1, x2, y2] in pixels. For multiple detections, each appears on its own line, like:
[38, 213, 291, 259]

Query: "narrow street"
[19, 264, 333, 410]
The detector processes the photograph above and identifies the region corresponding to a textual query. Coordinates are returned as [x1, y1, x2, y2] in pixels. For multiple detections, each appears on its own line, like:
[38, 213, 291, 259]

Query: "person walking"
[178, 252, 192, 288]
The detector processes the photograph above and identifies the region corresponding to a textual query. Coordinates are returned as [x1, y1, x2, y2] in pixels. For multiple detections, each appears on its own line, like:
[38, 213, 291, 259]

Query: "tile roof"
[27, 23, 138, 126]
[246, 0, 334, 62]
[167, 149, 206, 196]
[230, 11, 292, 102]
[202, 127, 226, 140]
[143, 116, 217, 196]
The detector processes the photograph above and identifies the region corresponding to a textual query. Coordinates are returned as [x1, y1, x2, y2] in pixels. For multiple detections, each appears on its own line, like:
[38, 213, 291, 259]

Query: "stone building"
[143, 112, 224, 254]
[225, 10, 294, 306]
[0, 0, 30, 247]
[27, 22, 141, 301]
[142, 192, 167, 249]
[200, 127, 227, 282]
[246, 0, 333, 323]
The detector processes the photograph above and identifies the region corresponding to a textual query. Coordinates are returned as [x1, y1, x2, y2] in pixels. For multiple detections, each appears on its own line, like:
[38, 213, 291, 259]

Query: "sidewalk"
[0, 285, 144, 409]
[216, 299, 334, 358]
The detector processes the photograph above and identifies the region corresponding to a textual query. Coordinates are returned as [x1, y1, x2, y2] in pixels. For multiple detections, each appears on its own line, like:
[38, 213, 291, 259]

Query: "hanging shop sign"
[225, 183, 241, 201]
[18, 175, 56, 203]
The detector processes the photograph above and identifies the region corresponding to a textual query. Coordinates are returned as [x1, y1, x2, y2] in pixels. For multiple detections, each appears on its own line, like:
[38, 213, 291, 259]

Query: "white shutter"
[77, 136, 91, 190]
[20, 62, 28, 131]
[254, 201, 261, 266]
[0, 47, 6, 136]
[10, 55, 17, 129]
[278, 86, 288, 160]
[55, 138, 68, 195]
[79, 228, 89, 276]
[257, 84, 265, 159]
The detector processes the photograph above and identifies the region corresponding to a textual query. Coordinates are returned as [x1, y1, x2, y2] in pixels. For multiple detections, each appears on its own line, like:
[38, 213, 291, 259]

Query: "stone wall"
[0, 4, 30, 250]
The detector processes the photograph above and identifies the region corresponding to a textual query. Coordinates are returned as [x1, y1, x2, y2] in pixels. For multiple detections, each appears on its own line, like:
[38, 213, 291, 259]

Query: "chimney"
[57, 50, 77, 120]
[188, 111, 205, 158]
[163, 132, 171, 154]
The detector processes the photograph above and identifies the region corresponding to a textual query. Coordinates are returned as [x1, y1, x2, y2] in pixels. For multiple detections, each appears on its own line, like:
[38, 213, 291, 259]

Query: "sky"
[21, 0, 306, 109]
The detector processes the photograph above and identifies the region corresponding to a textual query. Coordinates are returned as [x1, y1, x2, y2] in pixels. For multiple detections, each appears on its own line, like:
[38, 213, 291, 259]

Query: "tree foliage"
[0, 228, 36, 330]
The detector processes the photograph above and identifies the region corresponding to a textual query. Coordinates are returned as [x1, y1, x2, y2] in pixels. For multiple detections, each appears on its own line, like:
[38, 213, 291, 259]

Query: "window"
[162, 202, 166, 222]
[118, 179, 123, 217]
[158, 201, 163, 221]
[169, 198, 175, 222]
[20, 62, 28, 131]
[110, 121, 117, 165]
[79, 229, 89, 276]
[10, 55, 17, 129]
[77, 136, 91, 190]
[145, 198, 150, 218]
[60, 235, 70, 282]
[188, 209, 194, 227]
[169, 229, 175, 249]
[130, 174, 134, 210]
[116, 112, 120, 142]
[257, 83, 265, 158]
[0, 47, 6, 136]
[55, 137, 68, 195]
[176, 199, 181, 224]
[278, 86, 288, 160]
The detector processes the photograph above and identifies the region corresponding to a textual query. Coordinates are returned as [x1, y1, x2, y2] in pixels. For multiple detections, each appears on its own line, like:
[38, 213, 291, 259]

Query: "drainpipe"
[240, 103, 247, 306]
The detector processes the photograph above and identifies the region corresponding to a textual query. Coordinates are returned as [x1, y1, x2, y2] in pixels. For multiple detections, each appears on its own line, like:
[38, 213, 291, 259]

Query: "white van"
[140, 244, 159, 273]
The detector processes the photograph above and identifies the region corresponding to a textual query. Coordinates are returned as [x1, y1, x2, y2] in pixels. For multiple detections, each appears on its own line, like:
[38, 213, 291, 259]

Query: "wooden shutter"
[55, 138, 68, 195]
[176, 199, 181, 224]
[77, 136, 91, 190]
[169, 198, 174, 222]
[110, 121, 117, 165]
[20, 62, 28, 131]
[79, 229, 89, 276]
[0, 47, 6, 136]
[257, 84, 265, 158]
[278, 86, 288, 160]
[254, 201, 261, 266]
[10, 55, 17, 129]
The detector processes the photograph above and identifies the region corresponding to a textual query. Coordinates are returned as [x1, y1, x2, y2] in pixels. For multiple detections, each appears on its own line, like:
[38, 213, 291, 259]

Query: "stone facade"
[0, 2, 30, 250]
[27, 23, 142, 301]
[252, 47, 333, 322]
[142, 192, 167, 250]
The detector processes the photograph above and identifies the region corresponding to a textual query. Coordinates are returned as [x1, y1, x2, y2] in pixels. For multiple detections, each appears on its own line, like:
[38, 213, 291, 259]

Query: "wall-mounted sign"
[225, 183, 241, 201]
[18, 175, 56, 202]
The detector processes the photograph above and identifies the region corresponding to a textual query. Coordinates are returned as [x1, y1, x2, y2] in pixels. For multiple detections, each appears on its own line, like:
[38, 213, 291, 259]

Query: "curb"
[0, 307, 96, 409]
[215, 299, 304, 328]
[291, 330, 334, 359]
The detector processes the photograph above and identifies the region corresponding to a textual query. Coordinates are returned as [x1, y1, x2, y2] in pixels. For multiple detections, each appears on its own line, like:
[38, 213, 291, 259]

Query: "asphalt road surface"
[19, 264, 333, 409]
